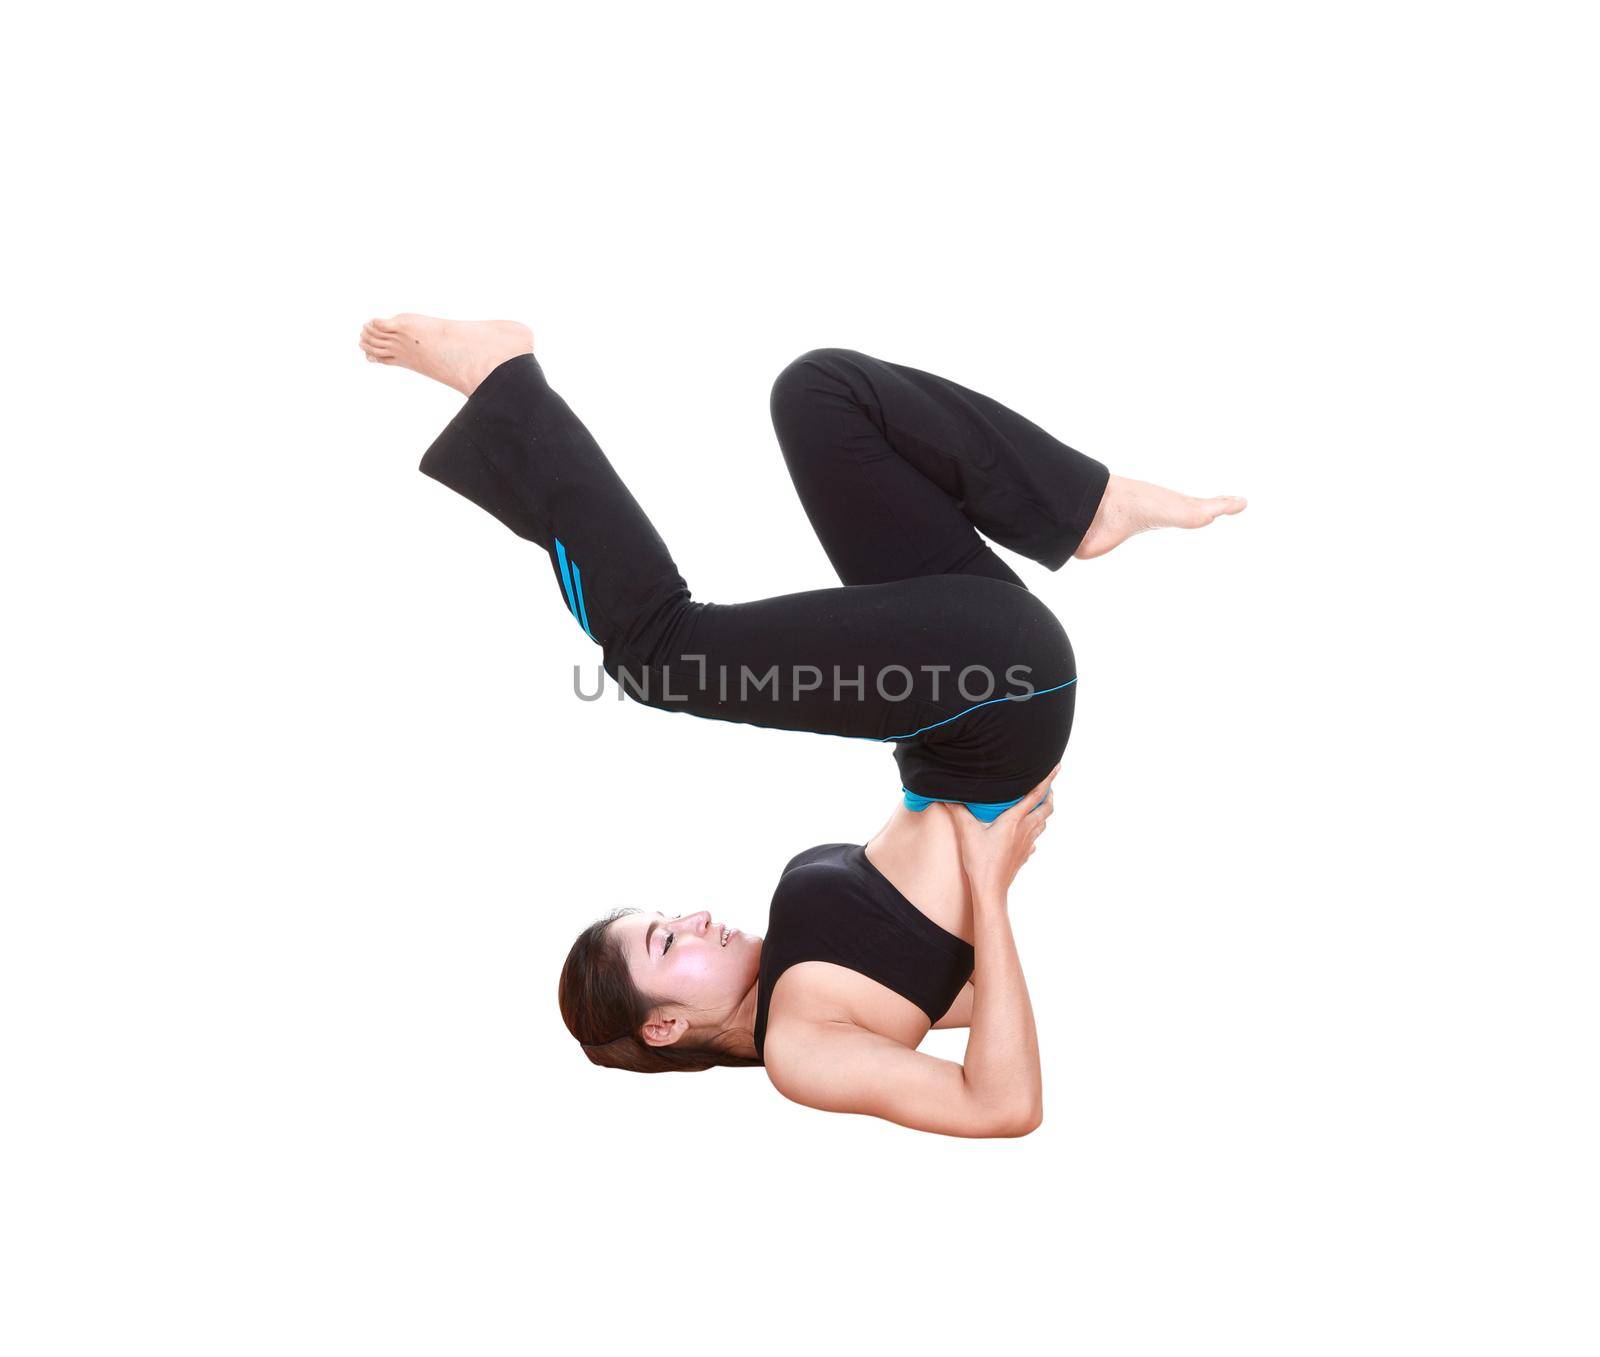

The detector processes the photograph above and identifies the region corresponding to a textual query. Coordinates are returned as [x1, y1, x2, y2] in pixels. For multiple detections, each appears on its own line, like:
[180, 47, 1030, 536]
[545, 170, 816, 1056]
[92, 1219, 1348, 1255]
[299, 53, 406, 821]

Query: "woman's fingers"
[997, 763, 1060, 827]
[1022, 763, 1061, 816]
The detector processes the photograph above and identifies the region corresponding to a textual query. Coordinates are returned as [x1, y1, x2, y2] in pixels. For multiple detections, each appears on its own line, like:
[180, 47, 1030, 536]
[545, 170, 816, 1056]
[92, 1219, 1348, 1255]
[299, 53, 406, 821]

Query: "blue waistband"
[901, 788, 1043, 822]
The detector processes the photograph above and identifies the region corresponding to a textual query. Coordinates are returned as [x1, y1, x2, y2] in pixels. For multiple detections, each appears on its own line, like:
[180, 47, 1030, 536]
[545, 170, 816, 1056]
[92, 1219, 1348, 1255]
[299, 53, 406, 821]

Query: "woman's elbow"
[1010, 1104, 1046, 1137]
[982, 1101, 1044, 1138]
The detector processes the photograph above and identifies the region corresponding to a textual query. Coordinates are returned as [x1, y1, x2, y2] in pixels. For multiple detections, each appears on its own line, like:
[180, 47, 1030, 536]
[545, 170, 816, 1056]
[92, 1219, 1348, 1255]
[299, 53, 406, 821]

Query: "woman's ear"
[640, 1012, 688, 1048]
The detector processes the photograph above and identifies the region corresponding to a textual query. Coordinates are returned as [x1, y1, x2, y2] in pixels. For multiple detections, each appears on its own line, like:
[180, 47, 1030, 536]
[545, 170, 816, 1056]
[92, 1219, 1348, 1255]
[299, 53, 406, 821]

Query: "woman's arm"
[958, 880, 1042, 1125]
[931, 981, 974, 1029]
[765, 1025, 1035, 1138]
[765, 767, 1059, 1137]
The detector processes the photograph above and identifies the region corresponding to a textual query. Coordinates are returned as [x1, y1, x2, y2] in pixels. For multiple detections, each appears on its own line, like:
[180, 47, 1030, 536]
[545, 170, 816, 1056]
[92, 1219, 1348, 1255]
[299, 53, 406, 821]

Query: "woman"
[361, 314, 1244, 1137]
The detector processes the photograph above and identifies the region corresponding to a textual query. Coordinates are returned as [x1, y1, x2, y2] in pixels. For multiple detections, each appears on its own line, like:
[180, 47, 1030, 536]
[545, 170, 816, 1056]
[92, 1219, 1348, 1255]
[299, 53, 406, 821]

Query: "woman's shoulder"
[759, 955, 935, 1079]
[759, 997, 868, 1097]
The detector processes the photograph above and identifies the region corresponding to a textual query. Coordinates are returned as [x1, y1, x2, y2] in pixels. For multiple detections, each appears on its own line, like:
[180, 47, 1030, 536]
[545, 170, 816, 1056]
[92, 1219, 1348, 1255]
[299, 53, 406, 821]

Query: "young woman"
[361, 314, 1244, 1137]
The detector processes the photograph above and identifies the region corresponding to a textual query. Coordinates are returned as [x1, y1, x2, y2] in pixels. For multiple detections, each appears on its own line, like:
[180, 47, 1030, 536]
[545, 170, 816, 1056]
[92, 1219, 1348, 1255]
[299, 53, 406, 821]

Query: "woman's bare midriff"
[862, 800, 975, 945]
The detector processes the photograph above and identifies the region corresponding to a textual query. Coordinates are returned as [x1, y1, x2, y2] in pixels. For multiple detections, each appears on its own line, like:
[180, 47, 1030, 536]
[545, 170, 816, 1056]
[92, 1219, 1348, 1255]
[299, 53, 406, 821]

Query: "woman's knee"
[769, 347, 865, 420]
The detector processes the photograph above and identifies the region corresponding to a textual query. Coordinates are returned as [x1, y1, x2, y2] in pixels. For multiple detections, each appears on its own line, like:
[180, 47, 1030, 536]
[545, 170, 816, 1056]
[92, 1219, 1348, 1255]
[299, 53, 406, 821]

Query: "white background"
[4, 2, 1595, 1353]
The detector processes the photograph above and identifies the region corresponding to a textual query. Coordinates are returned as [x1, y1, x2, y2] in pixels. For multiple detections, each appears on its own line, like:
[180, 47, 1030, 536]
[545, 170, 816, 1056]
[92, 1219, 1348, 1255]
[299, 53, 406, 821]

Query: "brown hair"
[558, 908, 762, 1073]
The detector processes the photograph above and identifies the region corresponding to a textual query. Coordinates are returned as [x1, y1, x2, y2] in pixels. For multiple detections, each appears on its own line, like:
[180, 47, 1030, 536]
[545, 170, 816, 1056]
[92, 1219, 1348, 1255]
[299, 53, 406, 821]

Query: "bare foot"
[1073, 475, 1246, 560]
[359, 314, 534, 396]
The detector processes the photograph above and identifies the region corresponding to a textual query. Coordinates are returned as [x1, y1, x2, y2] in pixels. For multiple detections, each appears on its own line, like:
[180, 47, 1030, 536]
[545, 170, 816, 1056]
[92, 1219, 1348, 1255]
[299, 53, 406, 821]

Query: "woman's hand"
[943, 763, 1060, 904]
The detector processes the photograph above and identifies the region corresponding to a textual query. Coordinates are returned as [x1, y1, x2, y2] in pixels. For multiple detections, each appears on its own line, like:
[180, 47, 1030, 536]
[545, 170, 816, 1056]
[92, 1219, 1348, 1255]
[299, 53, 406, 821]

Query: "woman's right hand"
[942, 763, 1060, 903]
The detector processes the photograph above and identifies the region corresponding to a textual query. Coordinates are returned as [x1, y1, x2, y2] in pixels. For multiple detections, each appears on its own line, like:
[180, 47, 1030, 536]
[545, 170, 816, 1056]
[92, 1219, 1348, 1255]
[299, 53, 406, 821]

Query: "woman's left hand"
[941, 763, 1059, 903]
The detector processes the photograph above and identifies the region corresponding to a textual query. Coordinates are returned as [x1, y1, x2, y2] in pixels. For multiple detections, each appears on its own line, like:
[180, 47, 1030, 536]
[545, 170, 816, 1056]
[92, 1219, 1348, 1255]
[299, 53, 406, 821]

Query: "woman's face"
[610, 909, 761, 1044]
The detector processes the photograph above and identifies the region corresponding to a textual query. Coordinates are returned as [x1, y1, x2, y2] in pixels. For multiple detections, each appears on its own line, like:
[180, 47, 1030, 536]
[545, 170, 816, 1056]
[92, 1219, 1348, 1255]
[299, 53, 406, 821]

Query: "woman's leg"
[768, 347, 1110, 586]
[417, 351, 693, 683]
[769, 346, 1249, 577]
[404, 337, 1066, 781]
[367, 315, 1239, 804]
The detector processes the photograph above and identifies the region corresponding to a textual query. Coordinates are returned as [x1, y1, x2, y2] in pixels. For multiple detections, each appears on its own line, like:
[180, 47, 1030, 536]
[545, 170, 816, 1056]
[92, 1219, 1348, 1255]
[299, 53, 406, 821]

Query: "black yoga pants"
[418, 347, 1109, 804]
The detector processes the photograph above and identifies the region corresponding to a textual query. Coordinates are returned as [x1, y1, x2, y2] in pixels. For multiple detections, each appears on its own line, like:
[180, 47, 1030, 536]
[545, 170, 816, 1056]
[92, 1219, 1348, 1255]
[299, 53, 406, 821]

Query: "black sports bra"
[752, 842, 975, 1062]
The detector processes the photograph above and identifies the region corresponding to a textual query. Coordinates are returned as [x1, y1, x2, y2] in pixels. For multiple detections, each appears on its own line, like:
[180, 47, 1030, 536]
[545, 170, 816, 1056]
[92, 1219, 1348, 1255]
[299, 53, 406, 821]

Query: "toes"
[361, 325, 398, 356]
[359, 326, 398, 363]
[1196, 495, 1246, 523]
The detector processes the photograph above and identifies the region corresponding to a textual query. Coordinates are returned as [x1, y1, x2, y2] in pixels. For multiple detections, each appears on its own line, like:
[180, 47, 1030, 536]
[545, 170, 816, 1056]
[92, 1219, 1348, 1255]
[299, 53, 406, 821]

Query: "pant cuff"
[1035, 458, 1111, 570]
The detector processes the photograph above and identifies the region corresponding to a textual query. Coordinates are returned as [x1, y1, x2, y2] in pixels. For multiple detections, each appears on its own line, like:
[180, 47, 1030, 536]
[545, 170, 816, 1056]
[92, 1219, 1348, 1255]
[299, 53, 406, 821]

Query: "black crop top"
[752, 842, 976, 1062]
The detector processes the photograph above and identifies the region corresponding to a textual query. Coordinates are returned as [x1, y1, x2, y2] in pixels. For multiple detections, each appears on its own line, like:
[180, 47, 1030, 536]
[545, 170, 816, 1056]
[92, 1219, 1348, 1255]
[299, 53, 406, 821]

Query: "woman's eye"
[663, 931, 674, 956]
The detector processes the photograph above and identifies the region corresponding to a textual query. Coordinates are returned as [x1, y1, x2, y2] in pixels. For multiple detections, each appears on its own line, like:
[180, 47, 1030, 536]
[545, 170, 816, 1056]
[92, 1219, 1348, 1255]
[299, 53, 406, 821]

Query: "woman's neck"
[714, 977, 762, 1062]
